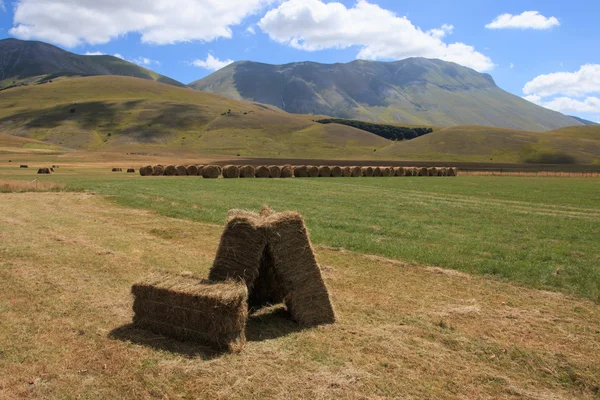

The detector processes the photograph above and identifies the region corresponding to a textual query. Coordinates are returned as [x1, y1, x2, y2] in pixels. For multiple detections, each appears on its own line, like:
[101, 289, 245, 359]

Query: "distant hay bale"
[37, 167, 51, 174]
[418, 167, 429, 176]
[112, 168, 121, 172]
[394, 167, 405, 177]
[342, 166, 352, 177]
[307, 166, 319, 177]
[268, 165, 281, 178]
[255, 166, 270, 178]
[294, 165, 308, 178]
[428, 167, 437, 176]
[195, 165, 205, 176]
[175, 165, 188, 176]
[373, 167, 383, 177]
[404, 167, 413, 177]
[330, 166, 343, 177]
[186, 165, 199, 176]
[52, 165, 59, 169]
[263, 212, 336, 326]
[281, 165, 293, 178]
[164, 165, 177, 176]
[202, 165, 221, 179]
[351, 166, 362, 177]
[127, 168, 135, 173]
[437, 168, 445, 176]
[239, 165, 256, 178]
[318, 166, 332, 177]
[381, 167, 392, 177]
[223, 165, 240, 179]
[132, 274, 248, 353]
[440, 167, 448, 176]
[139, 166, 152, 176]
[362, 166, 374, 177]
[447, 167, 458, 176]
[152, 165, 165, 176]
[19, 165, 28, 168]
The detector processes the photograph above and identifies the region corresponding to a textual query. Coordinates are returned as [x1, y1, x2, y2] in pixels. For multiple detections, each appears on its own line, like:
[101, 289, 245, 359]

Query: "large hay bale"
[362, 166, 374, 177]
[394, 167, 405, 177]
[127, 168, 135, 173]
[350, 166, 362, 177]
[165, 165, 177, 176]
[139, 165, 152, 176]
[293, 165, 308, 178]
[381, 167, 392, 177]
[418, 167, 429, 176]
[373, 167, 383, 177]
[152, 165, 165, 176]
[37, 168, 51, 174]
[175, 165, 188, 176]
[437, 168, 445, 176]
[263, 212, 336, 326]
[307, 166, 319, 177]
[428, 167, 437, 176]
[202, 165, 221, 179]
[280, 165, 293, 178]
[223, 165, 240, 179]
[447, 167, 458, 177]
[195, 165, 205, 176]
[330, 166, 342, 177]
[268, 165, 281, 179]
[404, 167, 413, 177]
[111, 168, 120, 172]
[132, 274, 248, 353]
[342, 166, 352, 177]
[186, 165, 199, 176]
[255, 166, 270, 178]
[318, 166, 332, 177]
[440, 167, 448, 176]
[239, 165, 255, 178]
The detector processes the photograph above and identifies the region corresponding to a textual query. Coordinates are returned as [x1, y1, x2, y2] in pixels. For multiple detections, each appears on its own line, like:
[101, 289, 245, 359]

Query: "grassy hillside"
[378, 125, 600, 164]
[0, 76, 389, 158]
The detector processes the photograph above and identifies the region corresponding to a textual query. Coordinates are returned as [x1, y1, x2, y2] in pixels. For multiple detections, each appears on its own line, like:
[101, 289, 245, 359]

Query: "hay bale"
[437, 168, 445, 176]
[307, 166, 319, 177]
[132, 274, 248, 353]
[447, 167, 458, 177]
[20, 165, 28, 168]
[186, 165, 199, 176]
[362, 166, 374, 177]
[330, 166, 343, 177]
[139, 166, 152, 176]
[263, 212, 336, 326]
[127, 168, 135, 173]
[318, 166, 332, 177]
[281, 165, 293, 178]
[342, 166, 352, 177]
[151, 165, 164, 176]
[112, 168, 120, 172]
[175, 165, 188, 176]
[381, 167, 392, 177]
[394, 167, 405, 177]
[350, 166, 362, 177]
[293, 165, 308, 178]
[239, 165, 255, 178]
[418, 167, 429, 177]
[37, 168, 51, 174]
[268, 165, 282, 178]
[223, 165, 240, 179]
[202, 165, 221, 179]
[255, 166, 270, 178]
[373, 167, 383, 177]
[428, 167, 437, 176]
[164, 165, 177, 176]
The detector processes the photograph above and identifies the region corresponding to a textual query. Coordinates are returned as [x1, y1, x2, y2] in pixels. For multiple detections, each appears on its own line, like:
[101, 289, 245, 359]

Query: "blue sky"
[1, 0, 599, 122]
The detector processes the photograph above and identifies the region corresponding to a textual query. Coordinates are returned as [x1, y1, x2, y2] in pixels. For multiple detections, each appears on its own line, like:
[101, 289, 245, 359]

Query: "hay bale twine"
[293, 165, 309, 178]
[330, 166, 343, 177]
[186, 165, 199, 176]
[223, 165, 240, 179]
[239, 165, 255, 178]
[307, 166, 319, 177]
[268, 165, 282, 179]
[428, 167, 437, 176]
[281, 165, 293, 178]
[202, 165, 221, 179]
[255, 166, 270, 178]
[318, 166, 332, 177]
[175, 165, 188, 176]
[127, 168, 135, 173]
[418, 167, 429, 176]
[382, 167, 392, 177]
[394, 167, 405, 177]
[448, 167, 458, 177]
[351, 166, 362, 177]
[132, 273, 248, 353]
[373, 167, 383, 177]
[362, 166, 374, 177]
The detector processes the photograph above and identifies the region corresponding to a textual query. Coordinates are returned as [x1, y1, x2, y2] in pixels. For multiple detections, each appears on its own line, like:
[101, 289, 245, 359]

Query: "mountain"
[190, 59, 582, 132]
[0, 38, 185, 89]
[569, 116, 599, 126]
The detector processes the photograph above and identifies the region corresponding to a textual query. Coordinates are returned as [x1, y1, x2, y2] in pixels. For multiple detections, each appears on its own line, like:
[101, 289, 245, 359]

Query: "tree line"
[316, 118, 433, 141]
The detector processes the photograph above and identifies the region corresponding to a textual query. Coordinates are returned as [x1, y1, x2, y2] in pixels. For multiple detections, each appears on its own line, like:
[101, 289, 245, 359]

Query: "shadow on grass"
[109, 306, 303, 359]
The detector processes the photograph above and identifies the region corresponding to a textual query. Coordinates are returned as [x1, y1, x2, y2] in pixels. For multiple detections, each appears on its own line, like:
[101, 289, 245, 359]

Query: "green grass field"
[7, 168, 598, 300]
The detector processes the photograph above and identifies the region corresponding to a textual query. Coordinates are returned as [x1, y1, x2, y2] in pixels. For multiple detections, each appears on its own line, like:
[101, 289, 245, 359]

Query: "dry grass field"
[1, 192, 599, 399]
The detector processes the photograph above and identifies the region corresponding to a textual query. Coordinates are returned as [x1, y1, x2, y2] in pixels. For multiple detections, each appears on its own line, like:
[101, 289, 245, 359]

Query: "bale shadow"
[109, 306, 303, 358]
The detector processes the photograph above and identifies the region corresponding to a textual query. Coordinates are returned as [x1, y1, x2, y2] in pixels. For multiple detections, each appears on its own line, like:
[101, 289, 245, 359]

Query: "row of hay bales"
[140, 164, 458, 178]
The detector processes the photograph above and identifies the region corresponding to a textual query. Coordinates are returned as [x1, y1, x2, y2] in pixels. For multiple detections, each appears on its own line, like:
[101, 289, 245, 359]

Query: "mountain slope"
[569, 116, 599, 126]
[190, 59, 582, 132]
[0, 38, 185, 89]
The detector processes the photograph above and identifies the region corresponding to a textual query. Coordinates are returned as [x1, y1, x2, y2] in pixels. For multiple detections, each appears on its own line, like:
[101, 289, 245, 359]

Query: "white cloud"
[9, 0, 273, 47]
[85, 51, 105, 56]
[0, 1, 6, 12]
[486, 11, 559, 30]
[191, 54, 234, 71]
[526, 95, 600, 114]
[523, 64, 600, 97]
[131, 57, 160, 66]
[258, 0, 494, 72]
[246, 26, 256, 35]
[113, 53, 124, 60]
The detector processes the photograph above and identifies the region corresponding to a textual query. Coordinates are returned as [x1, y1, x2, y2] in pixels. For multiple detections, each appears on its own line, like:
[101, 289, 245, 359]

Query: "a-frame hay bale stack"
[131, 274, 248, 352]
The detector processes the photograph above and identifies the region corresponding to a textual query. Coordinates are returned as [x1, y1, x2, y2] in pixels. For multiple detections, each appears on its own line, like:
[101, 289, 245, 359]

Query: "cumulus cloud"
[0, 1, 6, 12]
[486, 11, 559, 30]
[525, 95, 600, 114]
[523, 64, 600, 97]
[83, 51, 157, 66]
[10, 0, 273, 47]
[84, 51, 105, 56]
[258, 0, 494, 72]
[191, 54, 234, 71]
[246, 26, 256, 35]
